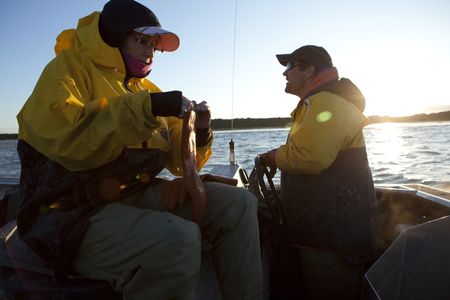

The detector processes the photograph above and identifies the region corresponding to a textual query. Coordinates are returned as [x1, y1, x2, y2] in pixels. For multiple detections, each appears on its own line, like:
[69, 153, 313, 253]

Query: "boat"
[1, 160, 450, 299]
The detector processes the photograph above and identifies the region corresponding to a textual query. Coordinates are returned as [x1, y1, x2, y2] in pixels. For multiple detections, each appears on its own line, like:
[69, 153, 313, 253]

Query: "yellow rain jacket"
[17, 12, 212, 174]
[16, 12, 213, 272]
[275, 90, 368, 175]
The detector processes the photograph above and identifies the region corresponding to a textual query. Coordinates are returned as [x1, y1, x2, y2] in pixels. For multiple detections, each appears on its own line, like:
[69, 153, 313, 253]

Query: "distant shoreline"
[211, 110, 450, 130]
[1, 110, 449, 140]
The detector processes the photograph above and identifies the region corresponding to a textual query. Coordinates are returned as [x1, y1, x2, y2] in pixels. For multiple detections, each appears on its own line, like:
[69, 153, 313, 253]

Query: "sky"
[1, 0, 450, 133]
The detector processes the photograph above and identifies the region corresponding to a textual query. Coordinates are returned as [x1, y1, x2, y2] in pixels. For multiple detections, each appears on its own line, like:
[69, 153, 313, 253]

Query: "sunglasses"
[285, 62, 302, 72]
[285, 61, 310, 72]
[129, 32, 161, 51]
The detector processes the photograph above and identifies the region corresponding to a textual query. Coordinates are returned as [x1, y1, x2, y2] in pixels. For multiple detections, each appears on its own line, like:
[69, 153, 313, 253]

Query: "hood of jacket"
[54, 12, 126, 74]
[310, 78, 366, 112]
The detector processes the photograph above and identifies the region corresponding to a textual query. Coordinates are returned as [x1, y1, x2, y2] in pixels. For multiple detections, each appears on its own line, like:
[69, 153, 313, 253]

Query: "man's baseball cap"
[100, 0, 180, 51]
[276, 45, 332, 69]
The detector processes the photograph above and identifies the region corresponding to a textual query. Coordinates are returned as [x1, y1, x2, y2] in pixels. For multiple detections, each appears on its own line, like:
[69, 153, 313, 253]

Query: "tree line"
[212, 110, 450, 130]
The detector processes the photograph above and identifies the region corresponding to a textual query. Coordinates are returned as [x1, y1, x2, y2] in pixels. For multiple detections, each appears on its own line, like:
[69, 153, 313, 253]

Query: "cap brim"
[276, 54, 291, 66]
[134, 26, 180, 52]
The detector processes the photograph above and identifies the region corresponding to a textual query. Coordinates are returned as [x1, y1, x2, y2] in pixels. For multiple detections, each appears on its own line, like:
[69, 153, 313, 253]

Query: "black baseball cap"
[276, 45, 332, 69]
[100, 0, 179, 51]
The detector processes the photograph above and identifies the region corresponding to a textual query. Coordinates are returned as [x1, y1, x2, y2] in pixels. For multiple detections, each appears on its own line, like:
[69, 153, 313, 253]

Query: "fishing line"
[229, 0, 238, 165]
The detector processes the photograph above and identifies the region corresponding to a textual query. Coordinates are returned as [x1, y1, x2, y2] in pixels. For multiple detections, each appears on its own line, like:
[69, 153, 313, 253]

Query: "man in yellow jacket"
[16, 0, 262, 299]
[259, 45, 377, 299]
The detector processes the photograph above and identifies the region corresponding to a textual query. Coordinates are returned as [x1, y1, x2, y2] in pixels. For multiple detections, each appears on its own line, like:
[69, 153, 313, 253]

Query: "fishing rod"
[229, 0, 238, 165]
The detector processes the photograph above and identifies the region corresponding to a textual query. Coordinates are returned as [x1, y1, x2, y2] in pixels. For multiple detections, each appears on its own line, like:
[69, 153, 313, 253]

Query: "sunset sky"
[1, 0, 449, 133]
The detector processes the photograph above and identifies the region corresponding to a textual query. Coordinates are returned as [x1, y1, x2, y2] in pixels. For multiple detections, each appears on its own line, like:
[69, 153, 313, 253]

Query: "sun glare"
[365, 123, 404, 173]
[342, 40, 445, 118]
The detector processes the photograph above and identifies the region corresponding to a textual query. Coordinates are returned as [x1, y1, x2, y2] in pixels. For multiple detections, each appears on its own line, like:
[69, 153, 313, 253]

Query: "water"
[0, 139, 20, 178]
[1, 122, 450, 189]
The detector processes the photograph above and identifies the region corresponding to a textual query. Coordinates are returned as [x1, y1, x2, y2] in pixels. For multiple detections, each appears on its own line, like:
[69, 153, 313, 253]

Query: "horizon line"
[1, 110, 449, 134]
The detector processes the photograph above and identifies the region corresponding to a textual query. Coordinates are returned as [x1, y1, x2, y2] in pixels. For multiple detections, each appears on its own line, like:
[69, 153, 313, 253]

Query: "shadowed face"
[121, 32, 160, 66]
[282, 61, 315, 97]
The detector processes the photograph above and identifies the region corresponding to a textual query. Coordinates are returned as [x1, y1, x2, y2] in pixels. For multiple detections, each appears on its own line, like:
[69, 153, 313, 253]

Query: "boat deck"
[1, 170, 450, 300]
[405, 183, 450, 200]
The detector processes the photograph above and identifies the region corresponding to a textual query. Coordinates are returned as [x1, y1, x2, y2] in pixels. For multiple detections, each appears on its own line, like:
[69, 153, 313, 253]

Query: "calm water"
[1, 122, 450, 188]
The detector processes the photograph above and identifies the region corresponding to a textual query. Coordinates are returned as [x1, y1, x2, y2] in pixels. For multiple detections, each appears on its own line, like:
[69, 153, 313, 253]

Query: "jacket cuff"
[150, 91, 182, 117]
[196, 127, 213, 147]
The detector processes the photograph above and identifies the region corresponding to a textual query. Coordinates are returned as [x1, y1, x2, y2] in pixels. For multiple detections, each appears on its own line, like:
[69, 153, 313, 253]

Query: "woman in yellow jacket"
[259, 45, 377, 300]
[16, 1, 262, 299]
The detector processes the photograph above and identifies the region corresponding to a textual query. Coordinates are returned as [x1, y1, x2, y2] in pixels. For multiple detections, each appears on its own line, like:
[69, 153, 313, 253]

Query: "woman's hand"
[194, 101, 211, 129]
[179, 96, 194, 117]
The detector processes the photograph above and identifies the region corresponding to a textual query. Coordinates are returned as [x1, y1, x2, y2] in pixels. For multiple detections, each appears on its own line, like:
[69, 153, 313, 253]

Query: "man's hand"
[194, 101, 211, 129]
[259, 148, 278, 178]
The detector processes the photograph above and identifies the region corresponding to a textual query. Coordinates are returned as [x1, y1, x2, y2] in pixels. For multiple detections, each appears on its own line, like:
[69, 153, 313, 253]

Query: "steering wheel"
[254, 155, 284, 227]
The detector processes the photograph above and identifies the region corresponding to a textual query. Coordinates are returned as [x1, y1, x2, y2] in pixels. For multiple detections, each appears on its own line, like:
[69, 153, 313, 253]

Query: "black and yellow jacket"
[278, 78, 377, 265]
[15, 12, 212, 272]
